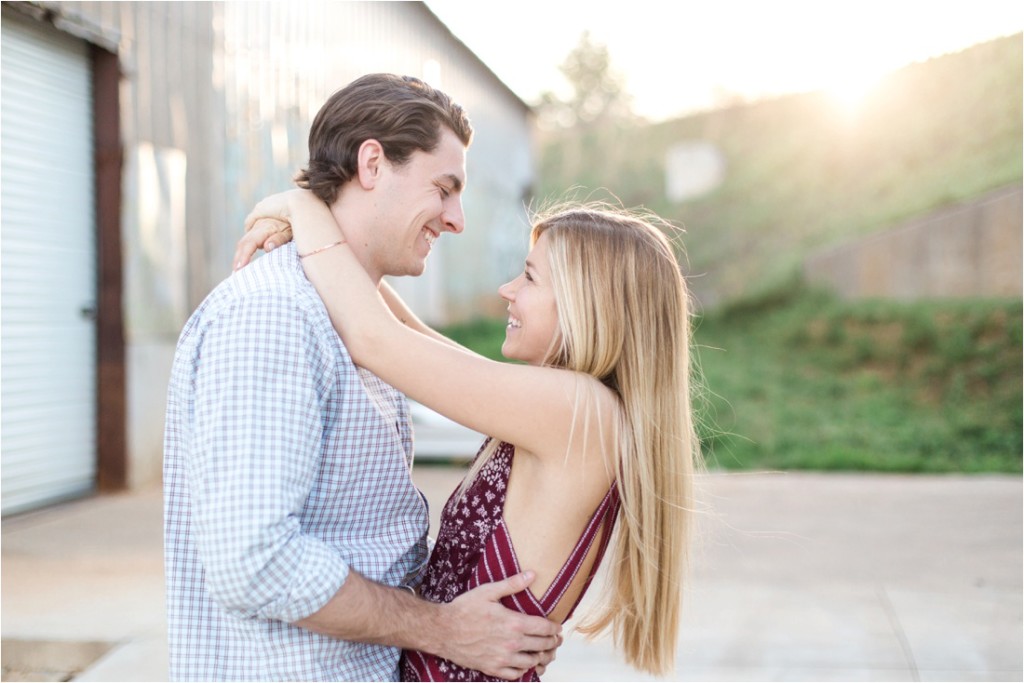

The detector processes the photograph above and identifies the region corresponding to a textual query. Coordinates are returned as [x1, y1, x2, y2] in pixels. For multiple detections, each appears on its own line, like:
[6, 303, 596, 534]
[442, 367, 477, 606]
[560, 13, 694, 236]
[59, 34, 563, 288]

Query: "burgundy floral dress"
[401, 440, 619, 682]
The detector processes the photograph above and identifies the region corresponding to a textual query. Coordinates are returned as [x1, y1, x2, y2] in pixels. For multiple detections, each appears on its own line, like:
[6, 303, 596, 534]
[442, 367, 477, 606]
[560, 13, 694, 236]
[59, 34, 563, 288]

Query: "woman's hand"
[236, 189, 333, 270]
[233, 218, 292, 270]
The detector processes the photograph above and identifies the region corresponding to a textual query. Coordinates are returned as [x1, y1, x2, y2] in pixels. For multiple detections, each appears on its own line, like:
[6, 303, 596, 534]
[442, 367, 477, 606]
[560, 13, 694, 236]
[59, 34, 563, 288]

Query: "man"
[164, 74, 559, 681]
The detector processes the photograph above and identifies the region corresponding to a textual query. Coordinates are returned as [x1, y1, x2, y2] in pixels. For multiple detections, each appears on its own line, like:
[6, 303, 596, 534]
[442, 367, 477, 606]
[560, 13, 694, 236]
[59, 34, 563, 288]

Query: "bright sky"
[425, 0, 1023, 121]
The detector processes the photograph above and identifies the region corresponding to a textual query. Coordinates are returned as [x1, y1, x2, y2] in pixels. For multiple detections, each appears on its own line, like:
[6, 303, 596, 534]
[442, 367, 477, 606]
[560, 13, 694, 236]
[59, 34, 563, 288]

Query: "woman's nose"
[498, 279, 515, 301]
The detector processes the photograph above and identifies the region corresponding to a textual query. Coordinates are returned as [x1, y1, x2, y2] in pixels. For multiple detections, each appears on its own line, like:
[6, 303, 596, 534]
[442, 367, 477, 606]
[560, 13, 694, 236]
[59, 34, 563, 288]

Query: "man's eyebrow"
[441, 173, 464, 192]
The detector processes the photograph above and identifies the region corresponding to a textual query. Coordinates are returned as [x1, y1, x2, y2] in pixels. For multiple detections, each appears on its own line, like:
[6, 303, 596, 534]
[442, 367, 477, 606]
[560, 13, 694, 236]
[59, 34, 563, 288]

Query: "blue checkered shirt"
[163, 243, 430, 681]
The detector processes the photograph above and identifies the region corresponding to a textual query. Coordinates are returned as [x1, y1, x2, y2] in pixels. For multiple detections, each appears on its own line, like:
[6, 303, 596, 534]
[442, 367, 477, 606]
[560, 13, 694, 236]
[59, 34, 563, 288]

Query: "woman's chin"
[500, 339, 519, 362]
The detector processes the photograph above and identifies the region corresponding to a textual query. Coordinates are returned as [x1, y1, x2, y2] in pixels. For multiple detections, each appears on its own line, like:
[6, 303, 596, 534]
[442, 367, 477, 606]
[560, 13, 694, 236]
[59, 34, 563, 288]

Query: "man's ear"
[356, 139, 385, 190]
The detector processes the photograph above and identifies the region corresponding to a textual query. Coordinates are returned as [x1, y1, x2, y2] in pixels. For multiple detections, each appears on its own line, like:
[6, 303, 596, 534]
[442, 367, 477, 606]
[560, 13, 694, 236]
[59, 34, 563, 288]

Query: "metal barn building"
[1, 1, 535, 514]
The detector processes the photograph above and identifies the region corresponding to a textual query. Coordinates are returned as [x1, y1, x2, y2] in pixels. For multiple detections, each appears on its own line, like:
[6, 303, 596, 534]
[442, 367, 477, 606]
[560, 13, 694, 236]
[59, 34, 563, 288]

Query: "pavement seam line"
[876, 584, 920, 682]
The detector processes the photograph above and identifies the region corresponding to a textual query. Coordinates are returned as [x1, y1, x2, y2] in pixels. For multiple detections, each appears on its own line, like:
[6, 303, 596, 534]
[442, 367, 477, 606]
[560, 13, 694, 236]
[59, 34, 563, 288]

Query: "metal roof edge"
[416, 2, 534, 115]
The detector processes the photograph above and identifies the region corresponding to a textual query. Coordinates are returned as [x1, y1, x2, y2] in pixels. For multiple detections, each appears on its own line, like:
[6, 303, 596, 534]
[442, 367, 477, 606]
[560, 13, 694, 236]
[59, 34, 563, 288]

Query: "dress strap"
[538, 484, 620, 614]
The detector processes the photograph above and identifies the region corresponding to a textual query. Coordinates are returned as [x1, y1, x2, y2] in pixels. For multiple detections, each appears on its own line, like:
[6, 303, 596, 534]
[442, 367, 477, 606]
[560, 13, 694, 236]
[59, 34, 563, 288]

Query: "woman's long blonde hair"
[463, 203, 700, 675]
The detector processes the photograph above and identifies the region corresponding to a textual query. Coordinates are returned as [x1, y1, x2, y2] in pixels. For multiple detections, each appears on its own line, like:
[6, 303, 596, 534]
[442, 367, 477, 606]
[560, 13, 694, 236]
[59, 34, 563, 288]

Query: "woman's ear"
[356, 139, 385, 190]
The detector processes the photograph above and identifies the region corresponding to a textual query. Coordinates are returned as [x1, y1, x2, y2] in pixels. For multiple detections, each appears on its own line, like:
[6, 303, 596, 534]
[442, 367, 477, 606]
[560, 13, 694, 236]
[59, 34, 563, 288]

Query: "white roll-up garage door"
[1, 12, 97, 515]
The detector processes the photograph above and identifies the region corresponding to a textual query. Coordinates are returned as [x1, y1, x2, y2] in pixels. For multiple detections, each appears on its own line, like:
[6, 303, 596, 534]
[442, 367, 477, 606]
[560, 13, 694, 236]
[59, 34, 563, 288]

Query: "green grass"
[695, 289, 1022, 472]
[443, 292, 1023, 473]
[441, 318, 511, 362]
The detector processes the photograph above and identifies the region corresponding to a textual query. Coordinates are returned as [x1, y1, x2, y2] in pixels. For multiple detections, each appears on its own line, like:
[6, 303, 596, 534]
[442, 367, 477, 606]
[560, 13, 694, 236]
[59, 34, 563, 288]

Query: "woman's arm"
[234, 214, 466, 352]
[249, 190, 605, 461]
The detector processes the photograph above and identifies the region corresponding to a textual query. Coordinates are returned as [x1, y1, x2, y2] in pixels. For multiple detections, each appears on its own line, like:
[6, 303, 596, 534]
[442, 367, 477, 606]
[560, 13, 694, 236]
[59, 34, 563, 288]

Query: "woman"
[238, 190, 700, 680]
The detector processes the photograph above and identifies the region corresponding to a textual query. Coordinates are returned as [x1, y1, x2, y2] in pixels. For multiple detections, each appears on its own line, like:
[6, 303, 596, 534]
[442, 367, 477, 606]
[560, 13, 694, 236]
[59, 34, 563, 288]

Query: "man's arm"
[298, 571, 561, 681]
[191, 290, 559, 678]
[378, 280, 470, 350]
[190, 292, 351, 624]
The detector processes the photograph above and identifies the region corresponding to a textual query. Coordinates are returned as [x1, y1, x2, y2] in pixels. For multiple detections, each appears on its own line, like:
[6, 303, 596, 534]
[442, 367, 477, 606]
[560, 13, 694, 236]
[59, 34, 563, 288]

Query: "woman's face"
[498, 231, 560, 365]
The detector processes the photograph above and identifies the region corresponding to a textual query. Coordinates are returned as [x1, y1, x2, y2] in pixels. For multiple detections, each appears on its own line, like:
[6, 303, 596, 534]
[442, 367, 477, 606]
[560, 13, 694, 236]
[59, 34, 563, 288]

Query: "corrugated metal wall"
[7, 1, 535, 492]
[39, 0, 533, 328]
[42, 1, 223, 338]
[216, 1, 535, 322]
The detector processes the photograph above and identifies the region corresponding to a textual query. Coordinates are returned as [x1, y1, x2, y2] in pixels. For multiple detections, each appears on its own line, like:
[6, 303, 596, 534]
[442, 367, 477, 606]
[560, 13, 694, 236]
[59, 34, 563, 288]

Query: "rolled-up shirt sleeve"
[188, 291, 348, 623]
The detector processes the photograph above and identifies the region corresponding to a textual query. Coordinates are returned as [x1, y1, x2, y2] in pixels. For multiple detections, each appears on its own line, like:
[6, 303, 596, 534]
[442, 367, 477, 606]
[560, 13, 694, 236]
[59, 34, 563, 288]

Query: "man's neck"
[327, 191, 383, 285]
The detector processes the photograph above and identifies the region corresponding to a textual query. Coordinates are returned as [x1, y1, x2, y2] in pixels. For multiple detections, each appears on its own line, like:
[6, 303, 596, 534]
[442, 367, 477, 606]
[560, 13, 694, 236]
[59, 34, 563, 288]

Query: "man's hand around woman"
[440, 571, 562, 680]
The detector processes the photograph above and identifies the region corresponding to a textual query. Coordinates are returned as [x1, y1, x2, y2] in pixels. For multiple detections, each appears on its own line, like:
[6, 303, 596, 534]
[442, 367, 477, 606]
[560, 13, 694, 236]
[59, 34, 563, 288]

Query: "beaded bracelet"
[298, 239, 346, 260]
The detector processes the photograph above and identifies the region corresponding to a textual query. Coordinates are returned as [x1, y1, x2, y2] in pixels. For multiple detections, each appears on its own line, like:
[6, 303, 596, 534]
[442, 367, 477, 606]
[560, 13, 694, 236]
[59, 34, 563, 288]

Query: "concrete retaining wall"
[804, 184, 1022, 300]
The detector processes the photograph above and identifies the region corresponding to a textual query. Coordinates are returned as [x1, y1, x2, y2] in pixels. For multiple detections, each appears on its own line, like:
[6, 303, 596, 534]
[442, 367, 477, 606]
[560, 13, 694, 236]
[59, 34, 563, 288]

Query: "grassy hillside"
[441, 291, 1022, 473]
[696, 290, 1021, 472]
[537, 33, 1023, 306]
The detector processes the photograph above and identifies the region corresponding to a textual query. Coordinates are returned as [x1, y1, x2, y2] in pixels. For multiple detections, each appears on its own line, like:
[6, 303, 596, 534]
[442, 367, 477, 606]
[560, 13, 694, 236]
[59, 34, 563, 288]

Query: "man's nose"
[442, 197, 465, 234]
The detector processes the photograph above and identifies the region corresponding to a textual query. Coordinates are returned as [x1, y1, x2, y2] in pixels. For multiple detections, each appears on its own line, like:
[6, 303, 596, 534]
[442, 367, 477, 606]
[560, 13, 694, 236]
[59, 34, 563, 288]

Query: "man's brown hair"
[296, 73, 473, 204]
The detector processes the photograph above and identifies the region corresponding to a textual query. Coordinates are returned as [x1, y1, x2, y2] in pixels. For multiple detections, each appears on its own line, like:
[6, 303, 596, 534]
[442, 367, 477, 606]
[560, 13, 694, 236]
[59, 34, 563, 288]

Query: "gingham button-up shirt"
[163, 243, 429, 681]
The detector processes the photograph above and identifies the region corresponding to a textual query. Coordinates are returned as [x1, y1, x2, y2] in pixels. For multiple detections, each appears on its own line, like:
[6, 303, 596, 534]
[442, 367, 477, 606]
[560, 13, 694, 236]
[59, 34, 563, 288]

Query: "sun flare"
[819, 60, 888, 116]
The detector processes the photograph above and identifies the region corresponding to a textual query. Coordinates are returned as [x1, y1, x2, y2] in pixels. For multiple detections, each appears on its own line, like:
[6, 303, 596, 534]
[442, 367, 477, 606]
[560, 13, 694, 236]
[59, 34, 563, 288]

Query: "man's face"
[371, 128, 467, 278]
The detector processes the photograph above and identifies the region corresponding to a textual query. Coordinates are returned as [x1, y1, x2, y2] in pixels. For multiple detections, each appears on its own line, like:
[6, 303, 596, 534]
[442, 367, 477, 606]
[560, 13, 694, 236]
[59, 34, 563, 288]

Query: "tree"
[537, 31, 635, 129]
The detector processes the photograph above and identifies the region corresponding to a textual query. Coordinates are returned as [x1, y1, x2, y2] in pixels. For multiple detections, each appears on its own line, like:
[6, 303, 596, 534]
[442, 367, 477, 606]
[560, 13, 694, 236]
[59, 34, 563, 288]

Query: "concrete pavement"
[550, 472, 1023, 682]
[2, 469, 1021, 682]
